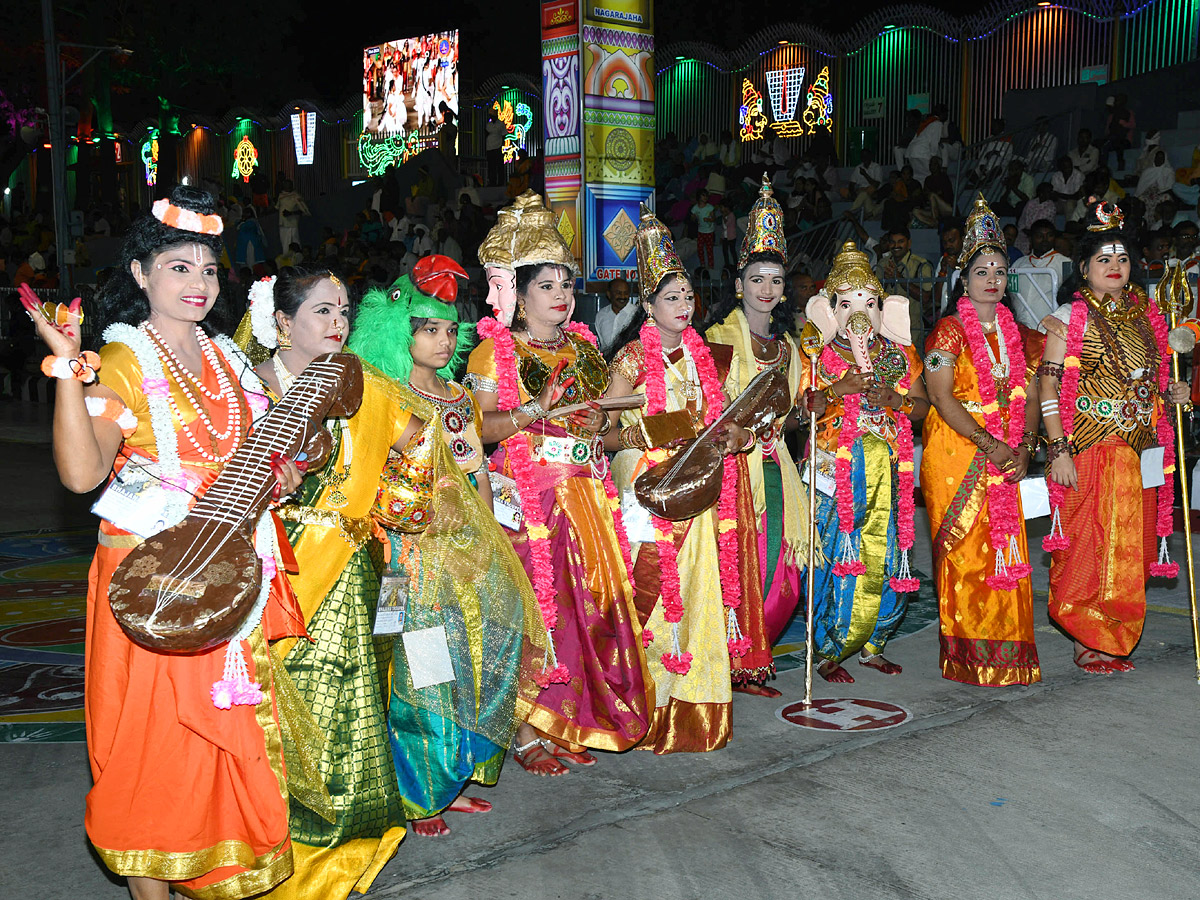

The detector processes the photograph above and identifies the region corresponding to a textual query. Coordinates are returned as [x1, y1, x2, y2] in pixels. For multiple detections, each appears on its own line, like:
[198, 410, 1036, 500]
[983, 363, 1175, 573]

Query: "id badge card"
[1018, 477, 1051, 519]
[801, 448, 837, 497]
[90, 463, 190, 540]
[373, 573, 410, 635]
[488, 471, 523, 531]
[1141, 446, 1166, 489]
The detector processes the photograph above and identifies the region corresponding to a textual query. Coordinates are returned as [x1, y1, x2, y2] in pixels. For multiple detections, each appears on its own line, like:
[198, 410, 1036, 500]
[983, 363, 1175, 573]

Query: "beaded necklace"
[143, 324, 245, 464]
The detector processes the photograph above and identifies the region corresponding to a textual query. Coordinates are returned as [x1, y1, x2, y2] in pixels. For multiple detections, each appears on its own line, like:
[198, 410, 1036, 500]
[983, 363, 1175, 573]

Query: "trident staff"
[1161, 264, 1200, 684]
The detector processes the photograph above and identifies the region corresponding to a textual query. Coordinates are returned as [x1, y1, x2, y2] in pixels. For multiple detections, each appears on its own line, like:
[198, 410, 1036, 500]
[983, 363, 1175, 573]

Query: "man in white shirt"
[1050, 157, 1084, 216]
[276, 180, 311, 255]
[906, 107, 945, 181]
[594, 277, 636, 352]
[1009, 219, 1070, 329]
[847, 148, 885, 219]
[1068, 129, 1099, 175]
[1173, 220, 1200, 278]
[1026, 117, 1059, 173]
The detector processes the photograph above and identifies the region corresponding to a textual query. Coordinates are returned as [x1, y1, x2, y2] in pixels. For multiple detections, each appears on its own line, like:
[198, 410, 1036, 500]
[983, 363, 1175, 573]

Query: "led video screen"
[362, 30, 459, 137]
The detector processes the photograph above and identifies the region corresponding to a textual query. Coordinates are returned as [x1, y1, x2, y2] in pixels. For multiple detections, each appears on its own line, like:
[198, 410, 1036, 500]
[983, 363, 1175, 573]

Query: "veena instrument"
[109, 352, 365, 652]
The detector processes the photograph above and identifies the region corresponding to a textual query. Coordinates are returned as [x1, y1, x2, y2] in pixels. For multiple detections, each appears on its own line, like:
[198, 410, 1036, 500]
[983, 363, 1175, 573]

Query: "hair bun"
[169, 185, 217, 216]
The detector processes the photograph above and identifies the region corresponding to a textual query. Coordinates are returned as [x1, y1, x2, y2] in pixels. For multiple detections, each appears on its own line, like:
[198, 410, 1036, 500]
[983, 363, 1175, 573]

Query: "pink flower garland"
[1043, 300, 1086, 551]
[891, 370, 920, 593]
[818, 342, 918, 589]
[1146, 298, 1179, 577]
[956, 298, 1029, 590]
[1044, 293, 1177, 576]
[637, 322, 744, 671]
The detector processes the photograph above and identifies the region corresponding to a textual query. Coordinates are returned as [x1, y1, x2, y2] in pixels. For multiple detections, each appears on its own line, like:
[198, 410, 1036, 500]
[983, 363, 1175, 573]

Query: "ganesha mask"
[806, 287, 911, 371]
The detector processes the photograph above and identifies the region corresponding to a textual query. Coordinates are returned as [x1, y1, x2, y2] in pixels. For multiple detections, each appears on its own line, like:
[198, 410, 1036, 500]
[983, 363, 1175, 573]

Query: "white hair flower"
[248, 276, 279, 349]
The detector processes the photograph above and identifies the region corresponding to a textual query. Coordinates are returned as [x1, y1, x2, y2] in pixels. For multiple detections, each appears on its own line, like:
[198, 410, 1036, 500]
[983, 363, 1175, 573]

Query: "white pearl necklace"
[142, 324, 244, 463]
[979, 319, 1010, 380]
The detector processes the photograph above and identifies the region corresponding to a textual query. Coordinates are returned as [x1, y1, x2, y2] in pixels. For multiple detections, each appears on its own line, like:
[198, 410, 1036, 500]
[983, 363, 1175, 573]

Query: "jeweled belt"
[1074, 393, 1154, 431]
[275, 503, 376, 549]
[530, 433, 604, 466]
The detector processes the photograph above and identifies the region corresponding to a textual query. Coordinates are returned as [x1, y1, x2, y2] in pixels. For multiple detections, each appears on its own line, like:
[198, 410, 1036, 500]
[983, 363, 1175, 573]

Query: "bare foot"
[818, 660, 855, 683]
[447, 795, 492, 814]
[859, 654, 903, 675]
[411, 815, 450, 837]
[1073, 647, 1116, 675]
[732, 682, 782, 698]
[513, 739, 569, 776]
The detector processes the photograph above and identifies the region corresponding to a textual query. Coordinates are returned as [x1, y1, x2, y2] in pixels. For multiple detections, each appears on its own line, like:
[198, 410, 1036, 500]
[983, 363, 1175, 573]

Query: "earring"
[735, 289, 744, 300]
[518, 298, 526, 315]
[780, 294, 788, 303]
[277, 329, 292, 350]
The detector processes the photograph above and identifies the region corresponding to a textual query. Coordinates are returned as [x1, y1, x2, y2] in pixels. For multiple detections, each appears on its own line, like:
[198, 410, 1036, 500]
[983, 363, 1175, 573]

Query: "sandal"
[858, 652, 903, 675]
[513, 739, 569, 776]
[447, 795, 492, 814]
[541, 741, 597, 766]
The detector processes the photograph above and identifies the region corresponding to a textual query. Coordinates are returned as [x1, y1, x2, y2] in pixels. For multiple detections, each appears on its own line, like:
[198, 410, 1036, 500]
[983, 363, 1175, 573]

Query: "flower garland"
[103, 323, 191, 508]
[891, 371, 920, 593]
[638, 321, 745, 671]
[1044, 292, 1177, 576]
[957, 298, 1030, 590]
[212, 510, 277, 709]
[818, 342, 918, 590]
[476, 316, 635, 687]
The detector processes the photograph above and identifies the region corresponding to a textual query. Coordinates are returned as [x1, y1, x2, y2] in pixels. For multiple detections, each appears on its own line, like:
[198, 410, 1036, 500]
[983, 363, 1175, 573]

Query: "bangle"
[969, 426, 998, 454]
[1019, 430, 1041, 456]
[508, 408, 522, 432]
[618, 424, 647, 451]
[899, 394, 915, 415]
[519, 399, 548, 421]
[597, 412, 613, 436]
[1045, 437, 1074, 464]
[739, 430, 757, 453]
[41, 351, 100, 384]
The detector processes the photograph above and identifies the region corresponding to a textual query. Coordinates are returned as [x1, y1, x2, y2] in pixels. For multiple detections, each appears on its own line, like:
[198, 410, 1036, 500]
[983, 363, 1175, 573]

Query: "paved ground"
[3, 398, 1200, 900]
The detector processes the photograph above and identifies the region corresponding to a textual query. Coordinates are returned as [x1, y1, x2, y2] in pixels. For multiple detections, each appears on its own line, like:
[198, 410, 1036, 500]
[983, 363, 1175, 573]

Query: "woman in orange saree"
[23, 186, 306, 900]
[923, 197, 1042, 687]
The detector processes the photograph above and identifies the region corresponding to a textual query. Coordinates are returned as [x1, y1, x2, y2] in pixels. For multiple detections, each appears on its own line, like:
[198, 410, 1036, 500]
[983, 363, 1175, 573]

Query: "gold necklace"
[1079, 283, 1149, 324]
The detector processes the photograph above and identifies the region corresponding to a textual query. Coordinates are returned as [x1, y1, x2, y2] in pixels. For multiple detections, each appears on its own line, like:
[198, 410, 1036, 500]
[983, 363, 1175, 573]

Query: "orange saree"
[85, 341, 304, 899]
[921, 318, 1041, 686]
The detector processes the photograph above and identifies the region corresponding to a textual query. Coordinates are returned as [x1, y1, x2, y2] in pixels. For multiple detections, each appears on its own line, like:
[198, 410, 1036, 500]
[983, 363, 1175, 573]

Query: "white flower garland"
[103, 323, 190, 522]
[213, 333, 271, 423]
[247, 276, 279, 349]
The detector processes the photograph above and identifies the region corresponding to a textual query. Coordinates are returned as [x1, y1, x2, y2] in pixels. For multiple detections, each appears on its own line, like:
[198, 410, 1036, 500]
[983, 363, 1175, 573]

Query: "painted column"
[580, 0, 655, 283]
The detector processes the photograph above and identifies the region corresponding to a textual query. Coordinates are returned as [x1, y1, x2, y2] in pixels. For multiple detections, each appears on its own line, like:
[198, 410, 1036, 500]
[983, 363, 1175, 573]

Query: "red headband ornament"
[151, 198, 224, 236]
[411, 254, 468, 302]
